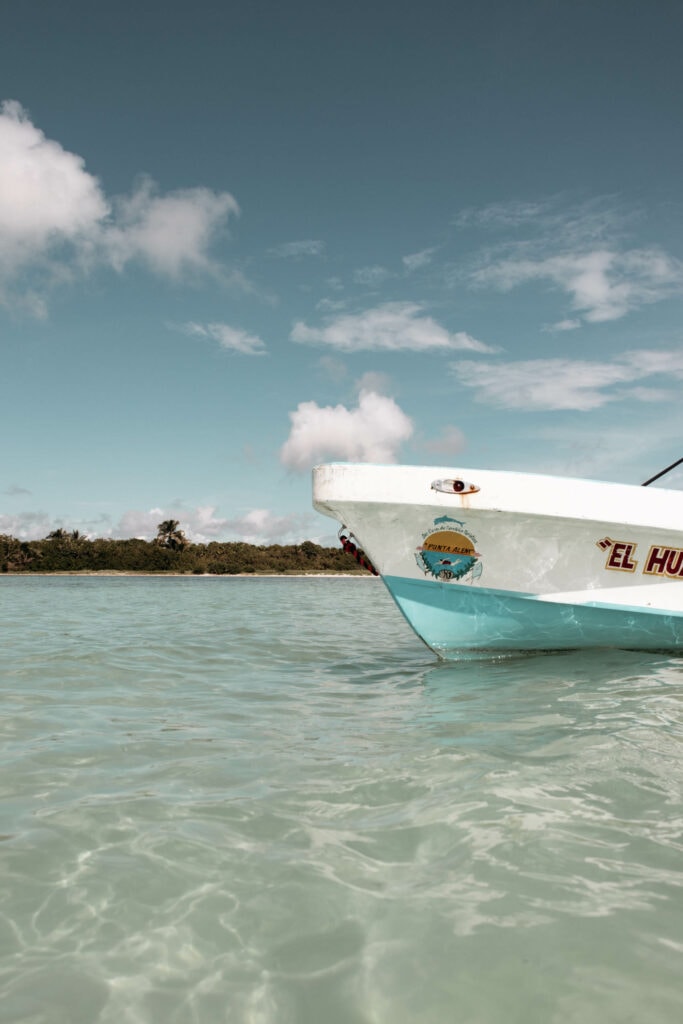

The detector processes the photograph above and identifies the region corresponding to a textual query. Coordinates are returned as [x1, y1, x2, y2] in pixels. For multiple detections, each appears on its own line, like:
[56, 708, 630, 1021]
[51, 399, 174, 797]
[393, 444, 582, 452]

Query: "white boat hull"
[313, 463, 683, 657]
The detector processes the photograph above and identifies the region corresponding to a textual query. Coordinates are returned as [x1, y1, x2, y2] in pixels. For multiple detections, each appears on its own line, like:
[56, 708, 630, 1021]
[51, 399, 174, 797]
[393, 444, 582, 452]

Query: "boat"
[312, 462, 683, 658]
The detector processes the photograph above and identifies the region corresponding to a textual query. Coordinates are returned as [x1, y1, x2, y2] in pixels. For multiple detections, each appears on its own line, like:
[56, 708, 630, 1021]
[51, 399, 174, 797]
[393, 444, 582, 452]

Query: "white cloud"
[353, 265, 392, 287]
[291, 302, 495, 353]
[0, 101, 109, 254]
[451, 347, 683, 411]
[216, 508, 313, 545]
[472, 248, 682, 323]
[316, 297, 347, 312]
[623, 386, 671, 403]
[622, 348, 683, 377]
[280, 389, 414, 472]
[267, 239, 325, 258]
[181, 321, 266, 355]
[455, 199, 549, 229]
[544, 318, 581, 332]
[452, 358, 633, 411]
[455, 195, 630, 246]
[451, 196, 683, 325]
[106, 177, 239, 279]
[0, 100, 241, 310]
[1, 504, 314, 544]
[0, 100, 108, 298]
[115, 507, 168, 540]
[0, 510, 54, 541]
[402, 248, 436, 272]
[2, 509, 123, 543]
[116, 506, 311, 544]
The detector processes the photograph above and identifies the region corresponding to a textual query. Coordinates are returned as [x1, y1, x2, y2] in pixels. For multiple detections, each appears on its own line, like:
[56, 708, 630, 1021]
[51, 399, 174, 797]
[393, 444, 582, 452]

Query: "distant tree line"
[0, 520, 366, 575]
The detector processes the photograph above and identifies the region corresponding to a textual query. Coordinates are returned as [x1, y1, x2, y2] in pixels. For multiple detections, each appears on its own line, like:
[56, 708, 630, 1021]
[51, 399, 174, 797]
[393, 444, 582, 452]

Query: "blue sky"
[3, 0, 683, 543]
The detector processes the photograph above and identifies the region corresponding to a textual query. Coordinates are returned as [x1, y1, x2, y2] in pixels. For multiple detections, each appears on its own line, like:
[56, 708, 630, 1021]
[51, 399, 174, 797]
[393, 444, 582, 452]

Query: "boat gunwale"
[313, 462, 683, 535]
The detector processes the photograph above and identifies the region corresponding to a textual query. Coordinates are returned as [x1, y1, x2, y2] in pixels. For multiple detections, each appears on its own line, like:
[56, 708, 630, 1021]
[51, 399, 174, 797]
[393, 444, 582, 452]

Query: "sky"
[3, 0, 683, 544]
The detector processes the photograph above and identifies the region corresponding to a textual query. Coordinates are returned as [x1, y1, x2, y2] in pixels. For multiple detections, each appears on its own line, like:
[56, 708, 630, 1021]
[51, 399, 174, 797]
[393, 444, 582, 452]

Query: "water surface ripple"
[1, 577, 682, 1023]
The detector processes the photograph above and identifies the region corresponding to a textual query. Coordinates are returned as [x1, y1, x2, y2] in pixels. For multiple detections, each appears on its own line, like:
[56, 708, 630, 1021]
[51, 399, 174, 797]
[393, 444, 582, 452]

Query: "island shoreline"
[1, 571, 375, 578]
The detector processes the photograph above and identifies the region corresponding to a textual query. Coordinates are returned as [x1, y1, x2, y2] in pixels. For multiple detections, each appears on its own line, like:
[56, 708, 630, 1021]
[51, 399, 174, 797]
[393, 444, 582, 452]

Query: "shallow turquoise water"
[1, 576, 682, 1023]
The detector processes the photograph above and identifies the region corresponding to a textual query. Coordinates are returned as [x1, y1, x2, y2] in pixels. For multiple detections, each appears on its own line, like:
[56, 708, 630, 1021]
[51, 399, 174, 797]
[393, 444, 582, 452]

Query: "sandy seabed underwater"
[1, 576, 682, 1023]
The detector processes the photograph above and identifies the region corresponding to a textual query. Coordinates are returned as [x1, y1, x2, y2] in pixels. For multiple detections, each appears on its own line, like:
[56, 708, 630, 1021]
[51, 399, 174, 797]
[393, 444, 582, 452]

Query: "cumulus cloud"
[106, 178, 239, 279]
[0, 101, 109, 255]
[451, 347, 683, 411]
[180, 321, 267, 355]
[0, 100, 108, 300]
[472, 248, 683, 323]
[291, 302, 494, 353]
[0, 100, 241, 310]
[267, 239, 325, 258]
[280, 389, 414, 472]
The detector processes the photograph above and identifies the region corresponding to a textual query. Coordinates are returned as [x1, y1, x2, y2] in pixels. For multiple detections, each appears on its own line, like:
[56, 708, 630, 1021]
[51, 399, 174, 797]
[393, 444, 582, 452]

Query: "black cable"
[641, 457, 683, 487]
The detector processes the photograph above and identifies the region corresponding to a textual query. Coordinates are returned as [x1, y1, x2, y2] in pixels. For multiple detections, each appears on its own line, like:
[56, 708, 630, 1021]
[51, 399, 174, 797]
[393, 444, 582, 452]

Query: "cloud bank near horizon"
[0, 505, 318, 546]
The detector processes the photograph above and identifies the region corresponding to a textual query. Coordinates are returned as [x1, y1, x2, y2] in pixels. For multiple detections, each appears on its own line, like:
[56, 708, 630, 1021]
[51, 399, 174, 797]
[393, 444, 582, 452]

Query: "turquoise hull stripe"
[383, 575, 683, 655]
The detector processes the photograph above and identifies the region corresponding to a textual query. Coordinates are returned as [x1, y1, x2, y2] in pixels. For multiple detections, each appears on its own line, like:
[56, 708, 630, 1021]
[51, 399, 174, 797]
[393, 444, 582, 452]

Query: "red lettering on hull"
[603, 540, 638, 573]
[606, 542, 637, 571]
[644, 545, 683, 578]
[667, 549, 683, 576]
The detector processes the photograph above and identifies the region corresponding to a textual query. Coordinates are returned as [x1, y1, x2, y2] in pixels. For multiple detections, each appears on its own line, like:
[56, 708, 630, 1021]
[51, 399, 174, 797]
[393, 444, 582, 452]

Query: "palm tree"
[47, 528, 69, 542]
[155, 520, 189, 551]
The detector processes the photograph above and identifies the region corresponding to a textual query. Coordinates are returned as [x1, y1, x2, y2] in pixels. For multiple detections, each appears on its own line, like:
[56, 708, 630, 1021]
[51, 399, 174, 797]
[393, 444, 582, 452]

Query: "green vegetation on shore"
[0, 521, 365, 575]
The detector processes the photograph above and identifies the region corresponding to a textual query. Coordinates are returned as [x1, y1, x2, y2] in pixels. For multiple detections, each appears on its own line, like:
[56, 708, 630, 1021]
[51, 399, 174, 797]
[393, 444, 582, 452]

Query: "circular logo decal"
[416, 522, 481, 581]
